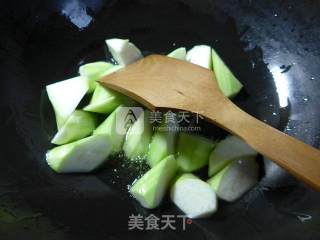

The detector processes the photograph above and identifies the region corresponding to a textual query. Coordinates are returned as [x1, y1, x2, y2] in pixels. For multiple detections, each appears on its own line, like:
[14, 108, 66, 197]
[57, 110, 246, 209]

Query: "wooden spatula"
[100, 54, 320, 191]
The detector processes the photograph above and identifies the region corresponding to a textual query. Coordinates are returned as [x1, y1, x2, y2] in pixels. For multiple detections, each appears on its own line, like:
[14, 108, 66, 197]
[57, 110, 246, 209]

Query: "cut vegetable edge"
[46, 76, 89, 129]
[176, 132, 215, 172]
[83, 84, 125, 114]
[79, 61, 114, 92]
[51, 110, 97, 145]
[147, 128, 177, 167]
[93, 105, 128, 153]
[171, 173, 217, 218]
[211, 48, 243, 98]
[46, 134, 113, 173]
[130, 155, 178, 209]
[208, 135, 257, 177]
[105, 38, 143, 66]
[83, 96, 123, 114]
[167, 47, 187, 60]
[123, 110, 153, 160]
[208, 157, 259, 202]
[186, 45, 212, 69]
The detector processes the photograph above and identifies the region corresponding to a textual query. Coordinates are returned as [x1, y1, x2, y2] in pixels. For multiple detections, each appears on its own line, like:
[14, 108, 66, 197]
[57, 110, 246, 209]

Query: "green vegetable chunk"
[176, 133, 215, 172]
[79, 61, 114, 92]
[147, 115, 178, 167]
[186, 45, 212, 69]
[46, 76, 89, 129]
[93, 105, 132, 153]
[83, 84, 125, 114]
[46, 134, 112, 173]
[51, 110, 97, 145]
[167, 47, 187, 60]
[208, 157, 259, 202]
[123, 110, 153, 159]
[208, 135, 257, 177]
[147, 130, 176, 167]
[212, 48, 243, 98]
[171, 173, 217, 218]
[130, 155, 177, 209]
[106, 38, 142, 66]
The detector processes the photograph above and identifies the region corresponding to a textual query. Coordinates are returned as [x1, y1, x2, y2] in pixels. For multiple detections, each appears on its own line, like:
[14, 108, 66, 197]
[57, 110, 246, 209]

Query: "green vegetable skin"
[106, 38, 143, 66]
[170, 173, 217, 218]
[93, 105, 130, 153]
[176, 132, 215, 172]
[130, 155, 177, 209]
[79, 61, 114, 92]
[83, 39, 143, 114]
[51, 110, 97, 145]
[82, 64, 126, 114]
[167, 47, 187, 60]
[208, 135, 257, 177]
[186, 45, 212, 69]
[212, 48, 243, 98]
[147, 113, 178, 167]
[147, 130, 176, 167]
[46, 134, 112, 173]
[123, 110, 153, 159]
[46, 76, 89, 129]
[208, 157, 259, 202]
[83, 84, 125, 114]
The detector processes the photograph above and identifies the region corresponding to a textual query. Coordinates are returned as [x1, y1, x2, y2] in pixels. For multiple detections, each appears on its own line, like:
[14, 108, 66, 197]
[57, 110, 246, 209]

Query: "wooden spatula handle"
[202, 101, 320, 191]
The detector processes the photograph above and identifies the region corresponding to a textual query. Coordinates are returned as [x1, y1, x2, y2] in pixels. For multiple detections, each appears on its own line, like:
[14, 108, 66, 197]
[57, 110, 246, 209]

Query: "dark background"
[0, 0, 320, 239]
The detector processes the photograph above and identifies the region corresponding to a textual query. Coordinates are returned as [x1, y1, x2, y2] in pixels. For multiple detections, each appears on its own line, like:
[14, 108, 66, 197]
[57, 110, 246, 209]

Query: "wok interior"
[1, 0, 319, 239]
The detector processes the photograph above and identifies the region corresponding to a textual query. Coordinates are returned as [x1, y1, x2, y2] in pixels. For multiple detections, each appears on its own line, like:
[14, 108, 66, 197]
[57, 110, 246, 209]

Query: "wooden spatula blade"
[100, 54, 222, 111]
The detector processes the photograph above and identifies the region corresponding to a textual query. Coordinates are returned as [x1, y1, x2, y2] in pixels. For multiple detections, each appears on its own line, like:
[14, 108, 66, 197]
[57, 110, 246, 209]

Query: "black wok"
[1, 0, 320, 239]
